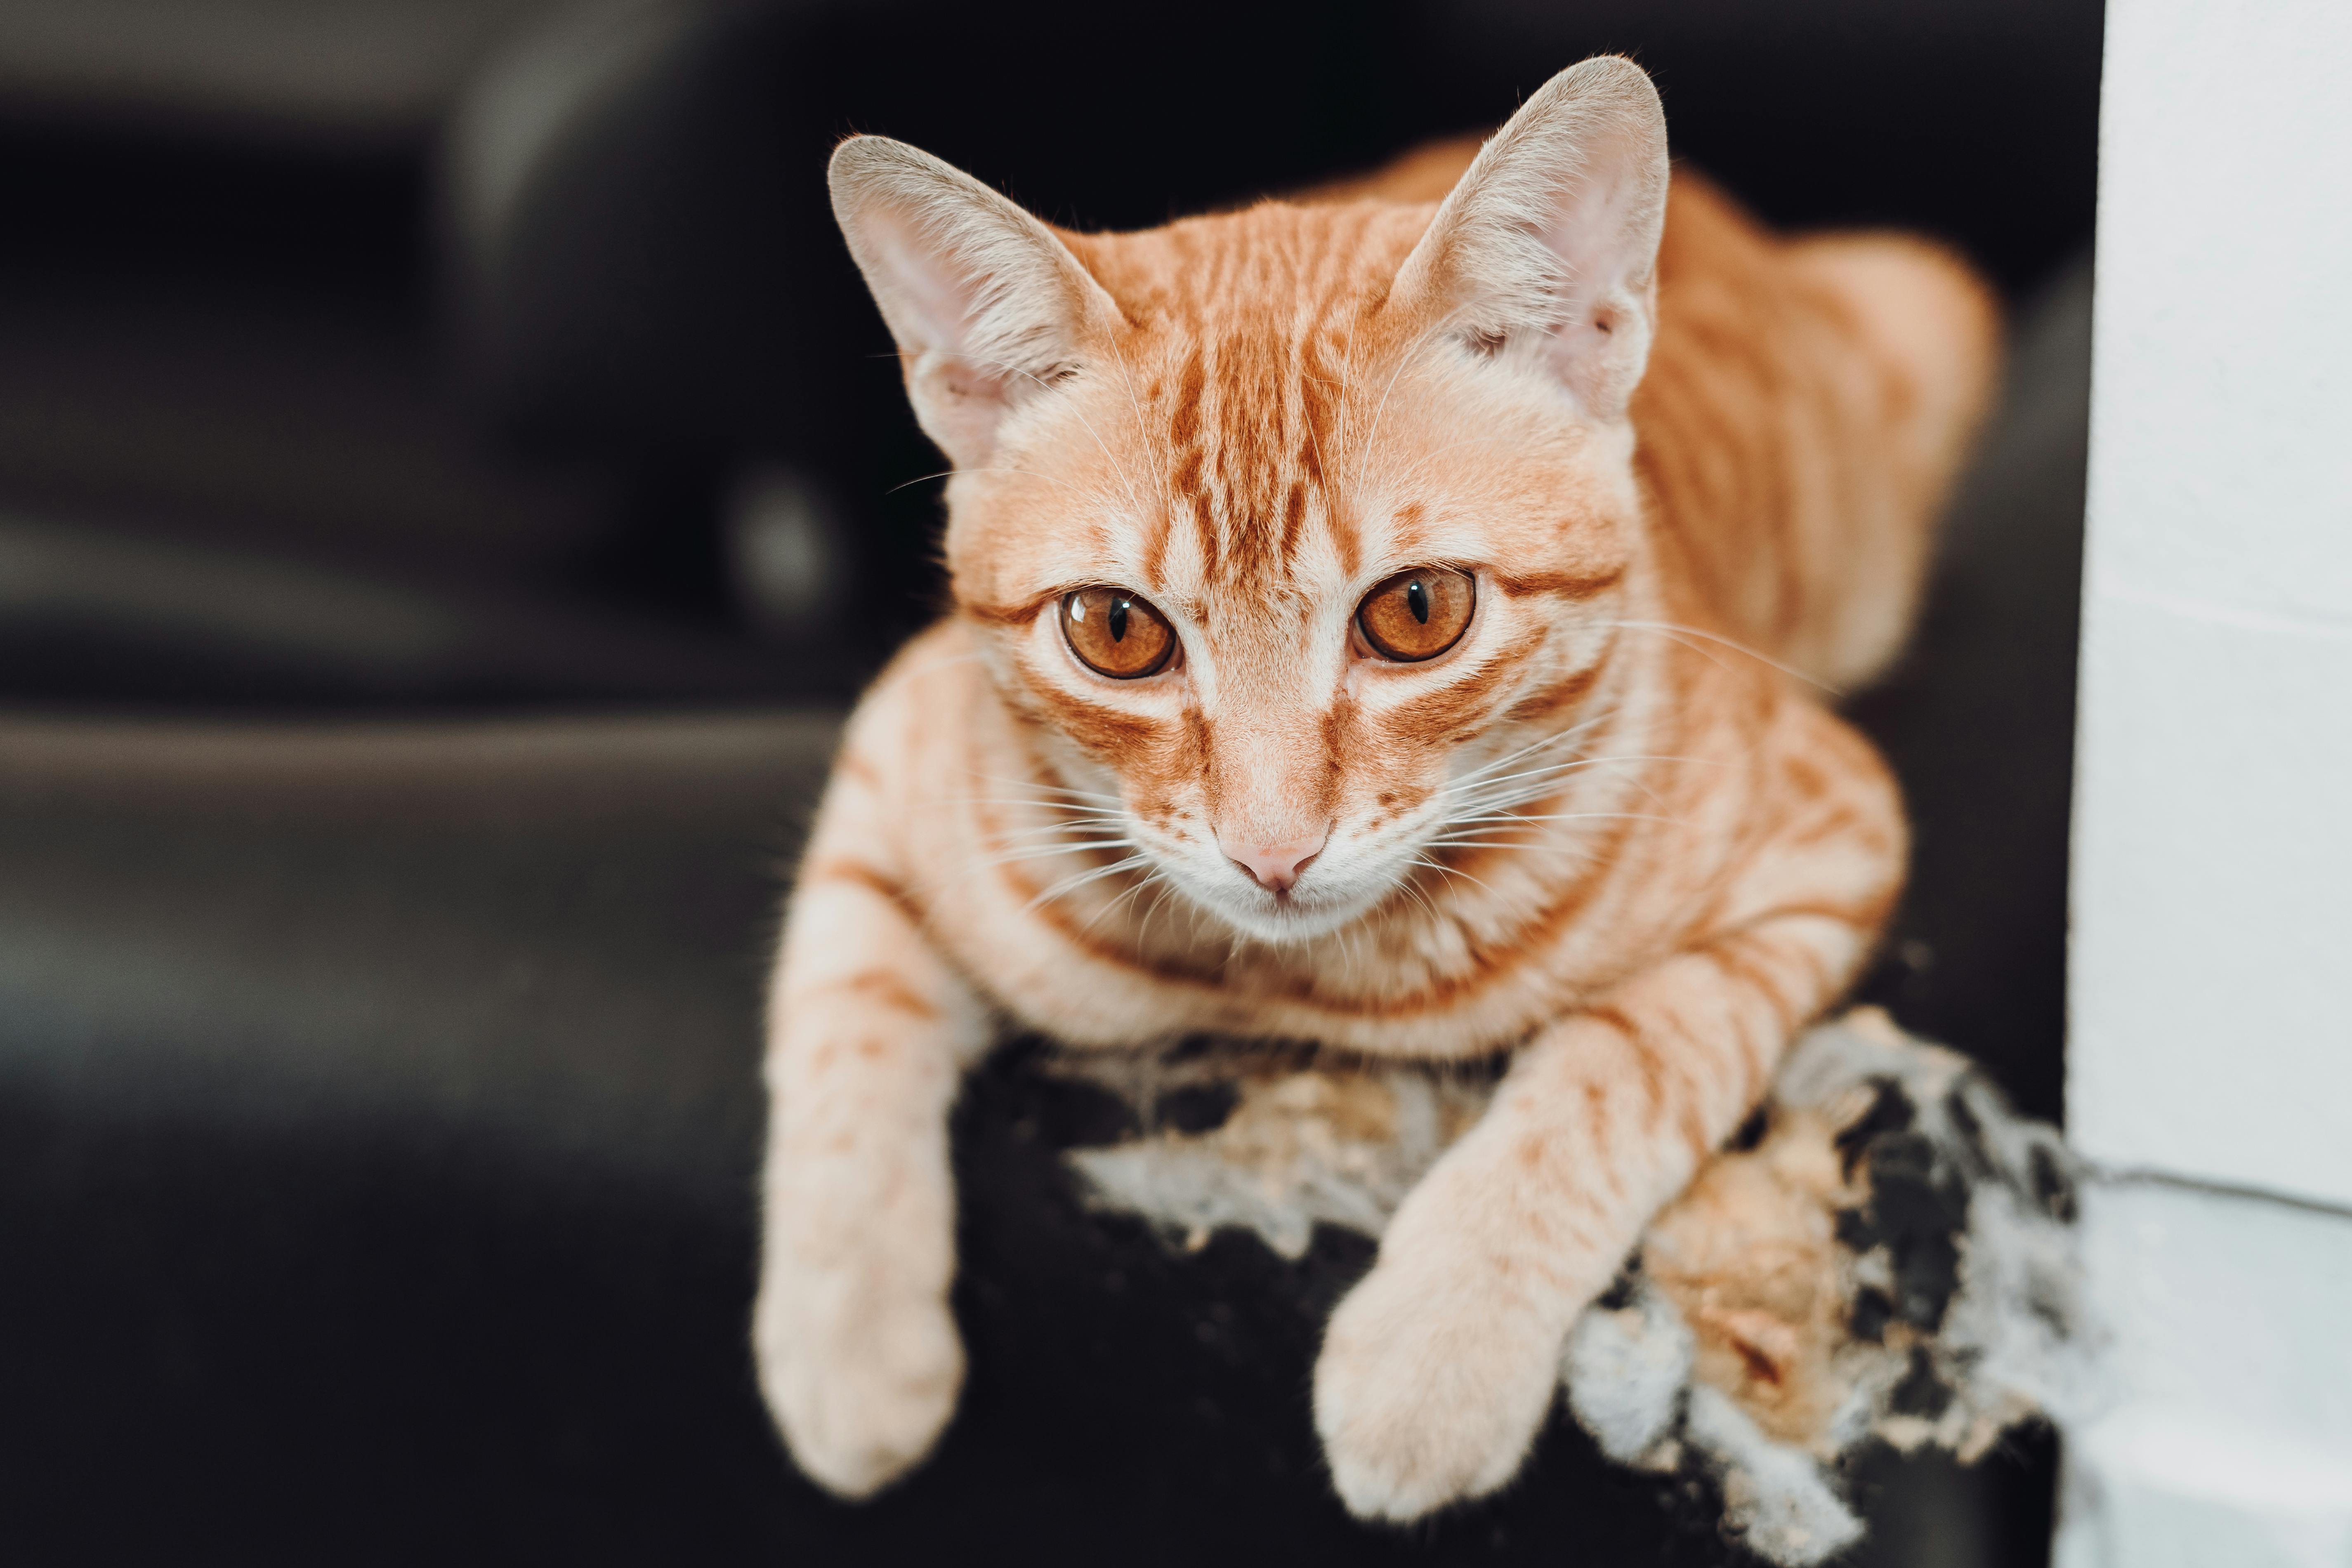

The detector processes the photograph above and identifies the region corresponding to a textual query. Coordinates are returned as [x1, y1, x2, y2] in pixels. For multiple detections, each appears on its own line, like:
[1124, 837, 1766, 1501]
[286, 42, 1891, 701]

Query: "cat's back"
[1636, 170, 1998, 689]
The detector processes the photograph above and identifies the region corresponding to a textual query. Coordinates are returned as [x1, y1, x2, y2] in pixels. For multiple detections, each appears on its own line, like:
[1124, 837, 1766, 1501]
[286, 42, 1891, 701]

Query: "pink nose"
[1217, 831, 1327, 895]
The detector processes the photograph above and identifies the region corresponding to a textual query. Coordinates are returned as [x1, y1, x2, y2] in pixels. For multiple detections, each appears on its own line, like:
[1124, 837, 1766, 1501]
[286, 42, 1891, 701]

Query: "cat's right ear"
[1390, 57, 1670, 422]
[829, 137, 1119, 470]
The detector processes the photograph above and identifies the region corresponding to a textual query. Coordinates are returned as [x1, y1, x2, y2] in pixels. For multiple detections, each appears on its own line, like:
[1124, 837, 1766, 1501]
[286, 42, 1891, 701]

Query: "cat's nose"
[1217, 830, 1328, 895]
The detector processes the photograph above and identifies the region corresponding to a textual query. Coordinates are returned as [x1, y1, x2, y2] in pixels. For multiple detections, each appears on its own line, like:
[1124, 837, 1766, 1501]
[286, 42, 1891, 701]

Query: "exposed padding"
[1060, 1009, 2091, 1566]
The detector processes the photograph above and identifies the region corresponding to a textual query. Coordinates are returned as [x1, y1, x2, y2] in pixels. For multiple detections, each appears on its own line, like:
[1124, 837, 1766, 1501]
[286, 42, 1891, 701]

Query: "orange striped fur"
[756, 58, 1998, 1518]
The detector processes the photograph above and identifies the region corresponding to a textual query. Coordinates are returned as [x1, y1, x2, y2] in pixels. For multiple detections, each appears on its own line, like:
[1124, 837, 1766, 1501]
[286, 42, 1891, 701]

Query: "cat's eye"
[1356, 567, 1475, 662]
[1061, 587, 1177, 679]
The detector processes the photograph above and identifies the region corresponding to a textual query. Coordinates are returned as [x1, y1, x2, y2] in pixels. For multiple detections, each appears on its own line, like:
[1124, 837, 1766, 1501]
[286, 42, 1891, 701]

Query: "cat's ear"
[1393, 56, 1669, 421]
[829, 136, 1120, 469]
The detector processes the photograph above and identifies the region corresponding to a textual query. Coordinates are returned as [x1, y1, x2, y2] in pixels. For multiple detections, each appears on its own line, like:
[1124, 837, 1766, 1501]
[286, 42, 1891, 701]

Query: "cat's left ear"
[1393, 56, 1670, 421]
[829, 136, 1123, 470]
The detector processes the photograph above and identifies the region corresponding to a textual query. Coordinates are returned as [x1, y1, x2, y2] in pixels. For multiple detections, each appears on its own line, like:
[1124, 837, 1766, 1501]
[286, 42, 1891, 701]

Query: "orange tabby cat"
[755, 57, 1996, 1521]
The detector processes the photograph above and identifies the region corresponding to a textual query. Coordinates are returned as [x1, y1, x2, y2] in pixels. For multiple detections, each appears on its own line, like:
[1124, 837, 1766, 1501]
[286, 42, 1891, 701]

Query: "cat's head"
[832, 58, 1669, 943]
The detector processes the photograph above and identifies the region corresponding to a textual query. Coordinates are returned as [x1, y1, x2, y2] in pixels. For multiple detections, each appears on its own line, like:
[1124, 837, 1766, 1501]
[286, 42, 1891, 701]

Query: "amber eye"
[1356, 567, 1475, 661]
[1061, 587, 1177, 679]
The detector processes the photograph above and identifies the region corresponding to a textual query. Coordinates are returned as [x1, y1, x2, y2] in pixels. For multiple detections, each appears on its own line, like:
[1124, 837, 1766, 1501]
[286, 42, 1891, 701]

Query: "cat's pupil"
[1109, 597, 1130, 642]
[1407, 580, 1430, 624]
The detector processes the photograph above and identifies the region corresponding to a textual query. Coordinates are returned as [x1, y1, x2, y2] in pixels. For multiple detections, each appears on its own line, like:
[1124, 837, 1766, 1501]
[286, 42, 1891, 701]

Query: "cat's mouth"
[1217, 890, 1363, 944]
[1191, 856, 1400, 946]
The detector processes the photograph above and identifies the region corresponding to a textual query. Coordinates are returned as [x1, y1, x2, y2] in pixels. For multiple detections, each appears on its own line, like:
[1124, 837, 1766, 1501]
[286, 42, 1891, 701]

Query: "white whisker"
[981, 839, 1137, 865]
[1024, 854, 1154, 914]
[1411, 854, 1509, 908]
[886, 464, 1085, 498]
[1105, 336, 1173, 514]
[990, 823, 1128, 845]
[1443, 811, 1679, 828]
[1352, 301, 1475, 489]
[1449, 712, 1618, 784]
[1602, 620, 1840, 695]
[974, 806, 1127, 824]
[1079, 867, 1164, 936]
[1450, 751, 1703, 802]
[912, 348, 1149, 518]
[968, 771, 1121, 804]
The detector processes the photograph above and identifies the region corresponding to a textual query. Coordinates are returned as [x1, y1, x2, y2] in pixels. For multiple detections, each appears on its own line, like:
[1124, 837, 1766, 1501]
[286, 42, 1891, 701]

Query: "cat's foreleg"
[753, 843, 989, 1498]
[1312, 909, 1874, 1521]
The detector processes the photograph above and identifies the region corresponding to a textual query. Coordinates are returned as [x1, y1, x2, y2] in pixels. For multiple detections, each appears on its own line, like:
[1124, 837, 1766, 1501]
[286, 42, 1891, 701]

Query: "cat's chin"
[1195, 886, 1385, 947]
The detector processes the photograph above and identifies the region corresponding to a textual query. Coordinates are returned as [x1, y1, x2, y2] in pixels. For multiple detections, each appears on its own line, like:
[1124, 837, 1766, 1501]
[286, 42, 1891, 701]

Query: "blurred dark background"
[0, 2, 2098, 1563]
[0, 0, 2100, 711]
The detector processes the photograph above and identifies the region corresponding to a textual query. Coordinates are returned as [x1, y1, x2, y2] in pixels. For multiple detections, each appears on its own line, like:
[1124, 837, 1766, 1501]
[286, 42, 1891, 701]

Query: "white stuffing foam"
[1686, 1383, 1866, 1562]
[1055, 1012, 2090, 1565]
[1561, 1283, 1693, 1464]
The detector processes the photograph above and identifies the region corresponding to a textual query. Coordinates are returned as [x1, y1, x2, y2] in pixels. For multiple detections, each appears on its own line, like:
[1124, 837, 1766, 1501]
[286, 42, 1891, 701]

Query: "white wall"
[2061, 0, 2352, 1561]
[2070, 0, 2352, 1207]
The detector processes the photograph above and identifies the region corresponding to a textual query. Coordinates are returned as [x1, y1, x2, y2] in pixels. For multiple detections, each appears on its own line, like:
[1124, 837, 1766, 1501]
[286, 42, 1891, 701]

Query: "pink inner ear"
[1536, 136, 1655, 321]
[868, 207, 988, 358]
[1525, 140, 1662, 416]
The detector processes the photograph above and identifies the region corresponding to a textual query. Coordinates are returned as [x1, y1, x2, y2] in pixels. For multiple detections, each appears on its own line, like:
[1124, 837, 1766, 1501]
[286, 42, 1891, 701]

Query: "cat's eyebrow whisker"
[1326, 301, 1366, 460]
[1110, 338, 1176, 522]
[885, 467, 958, 495]
[1352, 299, 1476, 488]
[1018, 377, 1147, 518]
[921, 348, 1150, 518]
[1103, 336, 1172, 513]
[889, 464, 1089, 498]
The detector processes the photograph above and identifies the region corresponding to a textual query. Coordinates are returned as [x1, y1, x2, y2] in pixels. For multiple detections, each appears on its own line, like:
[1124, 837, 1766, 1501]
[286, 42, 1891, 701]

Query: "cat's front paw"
[753, 1241, 964, 1499]
[1312, 1250, 1567, 1521]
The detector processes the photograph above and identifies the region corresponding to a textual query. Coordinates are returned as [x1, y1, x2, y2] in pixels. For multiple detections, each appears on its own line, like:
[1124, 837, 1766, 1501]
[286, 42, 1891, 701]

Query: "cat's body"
[756, 59, 1996, 1521]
